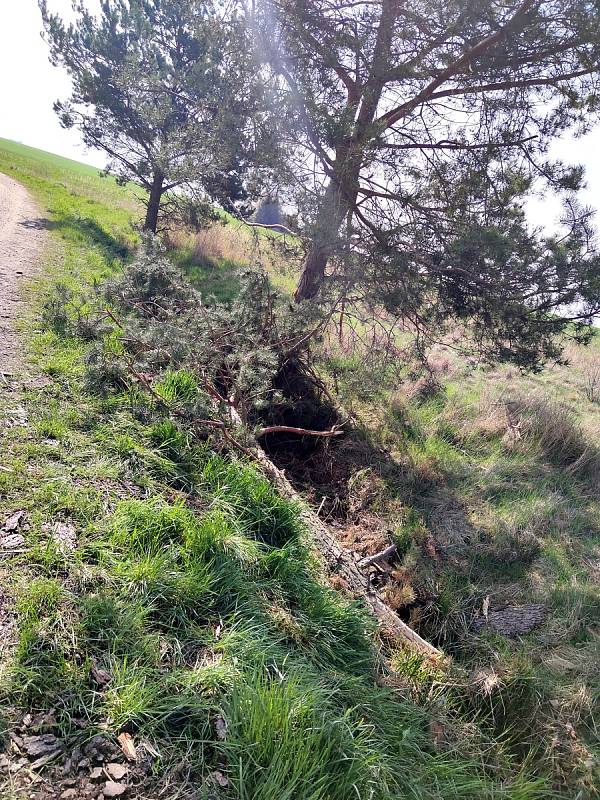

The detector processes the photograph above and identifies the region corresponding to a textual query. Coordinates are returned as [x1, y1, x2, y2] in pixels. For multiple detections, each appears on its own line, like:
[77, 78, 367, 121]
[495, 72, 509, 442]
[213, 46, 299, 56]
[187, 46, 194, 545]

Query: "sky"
[0, 0, 105, 167]
[0, 0, 599, 231]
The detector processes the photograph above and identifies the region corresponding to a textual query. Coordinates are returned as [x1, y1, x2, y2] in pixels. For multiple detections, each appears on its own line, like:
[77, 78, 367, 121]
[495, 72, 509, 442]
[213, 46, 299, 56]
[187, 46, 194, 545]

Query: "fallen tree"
[71, 240, 442, 658]
[249, 440, 441, 657]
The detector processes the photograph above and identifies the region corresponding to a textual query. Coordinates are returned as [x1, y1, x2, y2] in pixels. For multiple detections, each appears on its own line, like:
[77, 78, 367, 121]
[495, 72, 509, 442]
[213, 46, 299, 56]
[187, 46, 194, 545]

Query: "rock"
[51, 521, 77, 554]
[0, 532, 25, 548]
[90, 767, 104, 780]
[103, 780, 127, 797]
[105, 763, 127, 780]
[60, 790, 78, 799]
[215, 716, 227, 740]
[210, 770, 229, 788]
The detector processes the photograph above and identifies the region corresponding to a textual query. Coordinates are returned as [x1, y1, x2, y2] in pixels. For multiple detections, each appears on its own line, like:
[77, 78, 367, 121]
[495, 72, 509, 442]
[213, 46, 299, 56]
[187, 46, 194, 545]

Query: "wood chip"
[472, 604, 548, 637]
[90, 660, 112, 689]
[29, 748, 63, 770]
[22, 734, 61, 758]
[103, 780, 127, 797]
[138, 739, 160, 759]
[117, 733, 136, 762]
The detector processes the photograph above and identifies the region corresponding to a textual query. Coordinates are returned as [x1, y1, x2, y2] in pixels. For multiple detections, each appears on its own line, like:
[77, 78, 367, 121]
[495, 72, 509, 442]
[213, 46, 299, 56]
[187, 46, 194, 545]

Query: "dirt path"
[0, 172, 47, 375]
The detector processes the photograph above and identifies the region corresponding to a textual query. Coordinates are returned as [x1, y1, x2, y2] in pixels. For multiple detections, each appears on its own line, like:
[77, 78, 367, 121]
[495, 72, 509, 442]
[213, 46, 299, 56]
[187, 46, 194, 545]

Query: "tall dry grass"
[167, 221, 300, 292]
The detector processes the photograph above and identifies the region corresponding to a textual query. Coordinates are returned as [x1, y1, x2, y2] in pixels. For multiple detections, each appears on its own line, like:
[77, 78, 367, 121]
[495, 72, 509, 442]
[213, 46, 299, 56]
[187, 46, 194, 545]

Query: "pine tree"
[253, 0, 600, 369]
[40, 0, 261, 231]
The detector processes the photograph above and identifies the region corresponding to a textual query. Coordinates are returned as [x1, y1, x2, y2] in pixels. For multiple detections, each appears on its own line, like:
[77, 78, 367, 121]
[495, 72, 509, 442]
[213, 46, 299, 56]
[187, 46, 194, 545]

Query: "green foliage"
[87, 237, 323, 439]
[221, 671, 377, 800]
[256, 1, 600, 369]
[39, 0, 275, 230]
[2, 139, 589, 797]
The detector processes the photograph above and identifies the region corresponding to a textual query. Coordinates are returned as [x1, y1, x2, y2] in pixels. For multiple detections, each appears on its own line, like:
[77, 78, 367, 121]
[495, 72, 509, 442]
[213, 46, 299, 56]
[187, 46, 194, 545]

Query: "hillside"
[0, 140, 598, 799]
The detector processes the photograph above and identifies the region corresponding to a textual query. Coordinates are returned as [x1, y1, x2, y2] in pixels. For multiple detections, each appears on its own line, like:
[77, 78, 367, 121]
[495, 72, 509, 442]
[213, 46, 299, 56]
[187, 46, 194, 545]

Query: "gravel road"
[0, 172, 46, 374]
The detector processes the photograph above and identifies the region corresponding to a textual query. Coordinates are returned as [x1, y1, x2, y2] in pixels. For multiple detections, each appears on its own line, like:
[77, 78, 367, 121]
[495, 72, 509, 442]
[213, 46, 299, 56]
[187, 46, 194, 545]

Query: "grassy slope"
[165, 137, 600, 794]
[0, 143, 549, 798]
[319, 307, 600, 794]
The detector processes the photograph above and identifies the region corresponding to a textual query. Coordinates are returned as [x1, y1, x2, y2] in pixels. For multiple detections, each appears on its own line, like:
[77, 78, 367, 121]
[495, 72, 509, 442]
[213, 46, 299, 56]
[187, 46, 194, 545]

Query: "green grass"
[0, 140, 555, 798]
[0, 139, 104, 177]
[320, 345, 600, 794]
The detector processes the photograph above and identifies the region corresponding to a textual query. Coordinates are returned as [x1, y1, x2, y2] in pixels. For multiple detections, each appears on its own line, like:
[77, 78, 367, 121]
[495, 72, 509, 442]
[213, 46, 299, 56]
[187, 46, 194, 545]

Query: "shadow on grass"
[169, 247, 241, 304]
[262, 390, 600, 651]
[19, 214, 130, 261]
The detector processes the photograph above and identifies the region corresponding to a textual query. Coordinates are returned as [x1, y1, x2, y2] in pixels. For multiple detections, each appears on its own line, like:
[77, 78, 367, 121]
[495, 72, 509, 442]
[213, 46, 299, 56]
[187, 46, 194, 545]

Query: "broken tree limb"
[357, 544, 398, 571]
[248, 442, 441, 658]
[256, 424, 344, 438]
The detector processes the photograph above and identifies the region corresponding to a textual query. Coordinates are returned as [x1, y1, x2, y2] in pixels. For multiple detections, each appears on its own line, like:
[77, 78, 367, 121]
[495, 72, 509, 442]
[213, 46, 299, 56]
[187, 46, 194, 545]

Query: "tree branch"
[377, 0, 540, 130]
[357, 544, 398, 570]
[256, 424, 344, 438]
[379, 135, 537, 151]
[424, 68, 595, 103]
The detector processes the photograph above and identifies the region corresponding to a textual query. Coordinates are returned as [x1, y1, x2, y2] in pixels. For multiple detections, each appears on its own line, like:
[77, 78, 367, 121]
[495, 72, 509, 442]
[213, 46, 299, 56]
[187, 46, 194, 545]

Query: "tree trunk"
[294, 176, 353, 303]
[293, 3, 399, 304]
[294, 246, 329, 302]
[251, 441, 441, 658]
[223, 405, 440, 658]
[144, 171, 164, 233]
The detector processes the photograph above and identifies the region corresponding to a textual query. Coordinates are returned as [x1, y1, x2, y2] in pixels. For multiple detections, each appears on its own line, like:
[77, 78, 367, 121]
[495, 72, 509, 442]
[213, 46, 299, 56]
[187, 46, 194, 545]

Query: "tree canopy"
[40, 0, 265, 231]
[252, 0, 600, 368]
[40, 0, 600, 369]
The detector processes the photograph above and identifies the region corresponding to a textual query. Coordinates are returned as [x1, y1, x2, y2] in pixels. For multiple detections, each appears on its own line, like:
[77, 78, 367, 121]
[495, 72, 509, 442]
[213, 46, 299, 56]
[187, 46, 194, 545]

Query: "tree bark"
[249, 442, 441, 658]
[294, 246, 329, 302]
[144, 171, 164, 233]
[293, 0, 400, 304]
[293, 172, 353, 303]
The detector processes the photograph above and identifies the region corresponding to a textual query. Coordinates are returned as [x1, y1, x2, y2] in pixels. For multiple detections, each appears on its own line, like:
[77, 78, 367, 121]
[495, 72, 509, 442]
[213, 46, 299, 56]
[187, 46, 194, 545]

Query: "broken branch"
[256, 424, 344, 438]
[357, 544, 398, 570]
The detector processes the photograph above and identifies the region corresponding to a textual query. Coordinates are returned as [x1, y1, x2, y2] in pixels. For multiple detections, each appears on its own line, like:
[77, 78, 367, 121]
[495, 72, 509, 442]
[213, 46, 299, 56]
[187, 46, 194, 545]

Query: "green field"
[0, 138, 104, 176]
[0, 138, 598, 799]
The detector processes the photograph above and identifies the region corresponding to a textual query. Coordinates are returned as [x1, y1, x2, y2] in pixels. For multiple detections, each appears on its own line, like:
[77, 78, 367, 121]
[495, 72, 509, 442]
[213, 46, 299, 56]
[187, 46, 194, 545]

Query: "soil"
[0, 172, 47, 375]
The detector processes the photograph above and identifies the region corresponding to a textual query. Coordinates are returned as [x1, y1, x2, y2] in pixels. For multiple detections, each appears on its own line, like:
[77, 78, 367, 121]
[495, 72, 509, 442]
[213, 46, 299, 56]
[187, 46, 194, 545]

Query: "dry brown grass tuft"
[471, 386, 599, 474]
[167, 221, 300, 291]
[582, 359, 600, 404]
[503, 394, 598, 473]
[192, 224, 253, 265]
[404, 374, 444, 403]
[383, 582, 417, 610]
